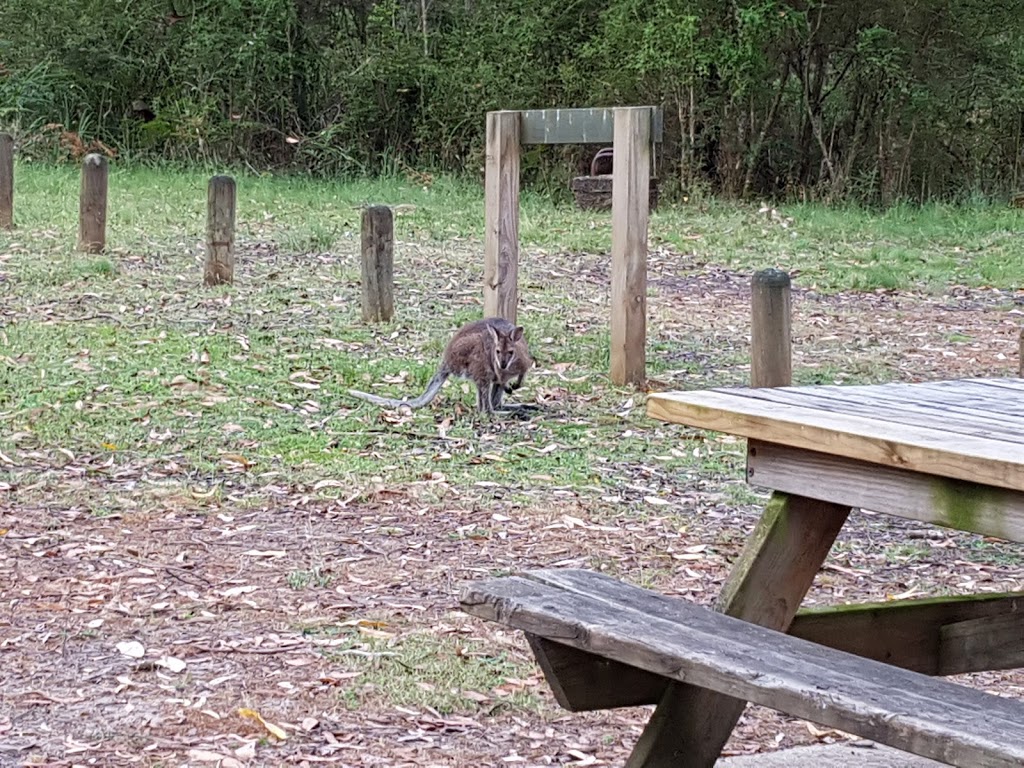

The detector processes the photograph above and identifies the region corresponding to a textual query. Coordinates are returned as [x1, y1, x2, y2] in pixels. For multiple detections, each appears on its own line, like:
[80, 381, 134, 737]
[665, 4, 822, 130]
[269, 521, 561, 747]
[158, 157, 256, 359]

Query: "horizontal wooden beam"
[746, 441, 1024, 542]
[791, 592, 1024, 675]
[939, 611, 1024, 675]
[518, 107, 664, 144]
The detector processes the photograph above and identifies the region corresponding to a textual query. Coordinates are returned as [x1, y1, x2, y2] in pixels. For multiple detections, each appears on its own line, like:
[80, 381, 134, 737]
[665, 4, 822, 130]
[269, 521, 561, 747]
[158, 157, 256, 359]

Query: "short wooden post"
[77, 153, 108, 253]
[483, 110, 521, 323]
[751, 269, 792, 388]
[205, 175, 236, 286]
[360, 205, 394, 322]
[1019, 327, 1023, 378]
[0, 133, 13, 231]
[610, 106, 651, 387]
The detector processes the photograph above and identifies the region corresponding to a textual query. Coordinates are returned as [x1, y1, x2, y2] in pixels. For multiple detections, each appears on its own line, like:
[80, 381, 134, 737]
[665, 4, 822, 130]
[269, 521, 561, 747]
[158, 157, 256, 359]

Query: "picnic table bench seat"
[460, 568, 1024, 768]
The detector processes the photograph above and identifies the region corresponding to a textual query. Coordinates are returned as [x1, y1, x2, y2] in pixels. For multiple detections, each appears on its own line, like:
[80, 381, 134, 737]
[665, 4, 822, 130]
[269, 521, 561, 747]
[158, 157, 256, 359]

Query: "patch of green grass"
[319, 630, 541, 714]
[884, 542, 934, 562]
[287, 568, 333, 589]
[961, 538, 1024, 567]
[2, 162, 1020, 517]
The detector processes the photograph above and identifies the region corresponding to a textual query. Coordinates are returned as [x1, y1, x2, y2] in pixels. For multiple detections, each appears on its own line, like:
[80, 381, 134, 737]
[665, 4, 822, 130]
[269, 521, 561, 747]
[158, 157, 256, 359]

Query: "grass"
[3, 163, 1019, 494]
[4, 163, 1020, 502]
[2, 162, 1022, 725]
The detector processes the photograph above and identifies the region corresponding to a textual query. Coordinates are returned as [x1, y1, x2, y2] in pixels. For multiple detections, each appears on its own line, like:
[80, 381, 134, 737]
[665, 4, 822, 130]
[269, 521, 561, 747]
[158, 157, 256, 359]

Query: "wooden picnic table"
[461, 376, 1024, 767]
[637, 376, 1024, 765]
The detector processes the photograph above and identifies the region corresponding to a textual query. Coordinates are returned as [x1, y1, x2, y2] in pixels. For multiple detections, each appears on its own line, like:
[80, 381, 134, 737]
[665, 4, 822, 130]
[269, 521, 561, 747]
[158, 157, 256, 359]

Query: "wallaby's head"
[489, 324, 526, 372]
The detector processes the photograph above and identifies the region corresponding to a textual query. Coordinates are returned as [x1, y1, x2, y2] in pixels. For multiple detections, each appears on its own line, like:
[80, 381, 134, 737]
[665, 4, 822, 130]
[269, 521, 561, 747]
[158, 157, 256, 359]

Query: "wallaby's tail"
[348, 368, 449, 409]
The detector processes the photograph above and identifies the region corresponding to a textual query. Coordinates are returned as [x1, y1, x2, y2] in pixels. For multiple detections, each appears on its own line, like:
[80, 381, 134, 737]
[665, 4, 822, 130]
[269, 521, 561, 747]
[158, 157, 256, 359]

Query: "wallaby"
[348, 317, 534, 413]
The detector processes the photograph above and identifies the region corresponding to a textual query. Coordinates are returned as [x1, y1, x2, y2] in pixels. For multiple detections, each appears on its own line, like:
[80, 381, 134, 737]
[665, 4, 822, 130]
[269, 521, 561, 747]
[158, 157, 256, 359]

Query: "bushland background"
[3, 0, 1024, 205]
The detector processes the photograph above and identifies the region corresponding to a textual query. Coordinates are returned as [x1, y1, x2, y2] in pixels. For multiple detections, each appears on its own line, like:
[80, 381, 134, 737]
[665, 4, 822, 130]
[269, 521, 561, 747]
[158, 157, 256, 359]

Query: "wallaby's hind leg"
[476, 382, 495, 414]
[488, 381, 506, 412]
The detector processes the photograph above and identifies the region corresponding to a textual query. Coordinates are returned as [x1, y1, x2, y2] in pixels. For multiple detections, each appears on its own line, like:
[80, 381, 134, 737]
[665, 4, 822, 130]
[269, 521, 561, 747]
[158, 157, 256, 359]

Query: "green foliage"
[3, 0, 1024, 202]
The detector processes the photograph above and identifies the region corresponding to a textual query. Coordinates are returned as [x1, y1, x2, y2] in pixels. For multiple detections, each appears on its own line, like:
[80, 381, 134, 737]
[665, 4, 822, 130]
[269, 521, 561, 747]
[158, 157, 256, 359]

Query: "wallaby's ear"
[512, 326, 524, 342]
[487, 324, 499, 343]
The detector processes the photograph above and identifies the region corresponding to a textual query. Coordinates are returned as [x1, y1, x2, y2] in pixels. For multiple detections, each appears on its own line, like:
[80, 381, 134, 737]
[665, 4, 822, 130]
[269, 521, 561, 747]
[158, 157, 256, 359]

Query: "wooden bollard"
[751, 269, 792, 388]
[0, 133, 13, 230]
[1019, 327, 1023, 378]
[77, 153, 108, 253]
[205, 175, 236, 286]
[360, 205, 394, 322]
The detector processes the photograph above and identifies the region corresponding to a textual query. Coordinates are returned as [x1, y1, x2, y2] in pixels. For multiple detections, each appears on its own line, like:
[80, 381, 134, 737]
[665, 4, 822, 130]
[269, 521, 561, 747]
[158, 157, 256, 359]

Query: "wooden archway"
[483, 107, 662, 386]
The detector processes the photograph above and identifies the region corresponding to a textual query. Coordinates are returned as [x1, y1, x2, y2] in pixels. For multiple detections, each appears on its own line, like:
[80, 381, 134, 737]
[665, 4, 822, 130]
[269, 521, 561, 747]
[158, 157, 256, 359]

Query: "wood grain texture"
[627, 493, 850, 767]
[460, 570, 1024, 768]
[360, 205, 394, 322]
[0, 133, 12, 230]
[609, 107, 651, 387]
[526, 635, 669, 711]
[77, 153, 108, 253]
[500, 588, 1024, 711]
[204, 175, 236, 286]
[938, 612, 1024, 675]
[791, 592, 1024, 675]
[647, 381, 1024, 491]
[750, 269, 791, 388]
[483, 111, 520, 322]
[741, 384, 1024, 442]
[519, 107, 664, 144]
[747, 441, 1024, 542]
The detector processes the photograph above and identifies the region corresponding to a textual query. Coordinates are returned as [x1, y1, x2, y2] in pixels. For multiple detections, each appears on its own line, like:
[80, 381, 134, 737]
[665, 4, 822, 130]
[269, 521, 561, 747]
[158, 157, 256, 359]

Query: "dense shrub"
[2, 0, 1024, 203]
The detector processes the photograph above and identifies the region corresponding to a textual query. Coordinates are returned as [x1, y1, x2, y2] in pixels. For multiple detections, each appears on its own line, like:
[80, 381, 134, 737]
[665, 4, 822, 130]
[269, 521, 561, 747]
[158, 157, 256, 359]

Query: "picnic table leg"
[626, 492, 850, 768]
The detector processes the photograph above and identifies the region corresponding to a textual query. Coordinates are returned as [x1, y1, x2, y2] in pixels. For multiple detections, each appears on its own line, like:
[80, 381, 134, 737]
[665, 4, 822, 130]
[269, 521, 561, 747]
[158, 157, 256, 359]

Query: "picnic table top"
[647, 377, 1024, 493]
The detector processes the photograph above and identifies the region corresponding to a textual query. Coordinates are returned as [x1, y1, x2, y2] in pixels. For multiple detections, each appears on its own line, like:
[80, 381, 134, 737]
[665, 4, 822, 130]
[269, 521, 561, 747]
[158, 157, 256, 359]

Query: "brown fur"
[348, 317, 533, 413]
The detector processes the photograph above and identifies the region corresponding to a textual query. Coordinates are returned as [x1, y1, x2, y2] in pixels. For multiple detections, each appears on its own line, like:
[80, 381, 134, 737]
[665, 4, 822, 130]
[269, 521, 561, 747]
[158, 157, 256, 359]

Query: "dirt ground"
[2, 244, 1023, 767]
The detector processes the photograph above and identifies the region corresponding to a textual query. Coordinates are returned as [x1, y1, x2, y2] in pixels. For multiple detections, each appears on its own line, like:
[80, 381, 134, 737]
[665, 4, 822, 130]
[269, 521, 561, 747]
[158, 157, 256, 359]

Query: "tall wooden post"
[751, 269, 792, 388]
[205, 175, 236, 286]
[360, 205, 395, 322]
[0, 133, 13, 231]
[610, 107, 651, 387]
[77, 153, 108, 253]
[483, 111, 520, 323]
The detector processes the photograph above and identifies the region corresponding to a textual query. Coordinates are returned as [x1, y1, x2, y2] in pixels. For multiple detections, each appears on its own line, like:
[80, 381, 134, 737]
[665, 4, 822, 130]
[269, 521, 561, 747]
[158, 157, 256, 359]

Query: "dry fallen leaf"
[238, 707, 288, 740]
[155, 655, 187, 673]
[115, 640, 145, 659]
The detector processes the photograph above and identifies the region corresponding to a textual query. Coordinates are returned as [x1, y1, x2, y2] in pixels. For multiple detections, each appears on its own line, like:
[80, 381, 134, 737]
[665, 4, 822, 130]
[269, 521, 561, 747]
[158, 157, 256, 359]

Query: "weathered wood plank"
[526, 635, 668, 711]
[738, 385, 1024, 443]
[519, 107, 664, 144]
[938, 612, 1024, 675]
[624, 493, 850, 767]
[513, 586, 1024, 711]
[531, 572, 1024, 681]
[791, 593, 1024, 675]
[646, 387, 1024, 492]
[746, 441, 1024, 543]
[460, 571, 1024, 767]
[483, 111, 520, 322]
[609, 106, 650, 387]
